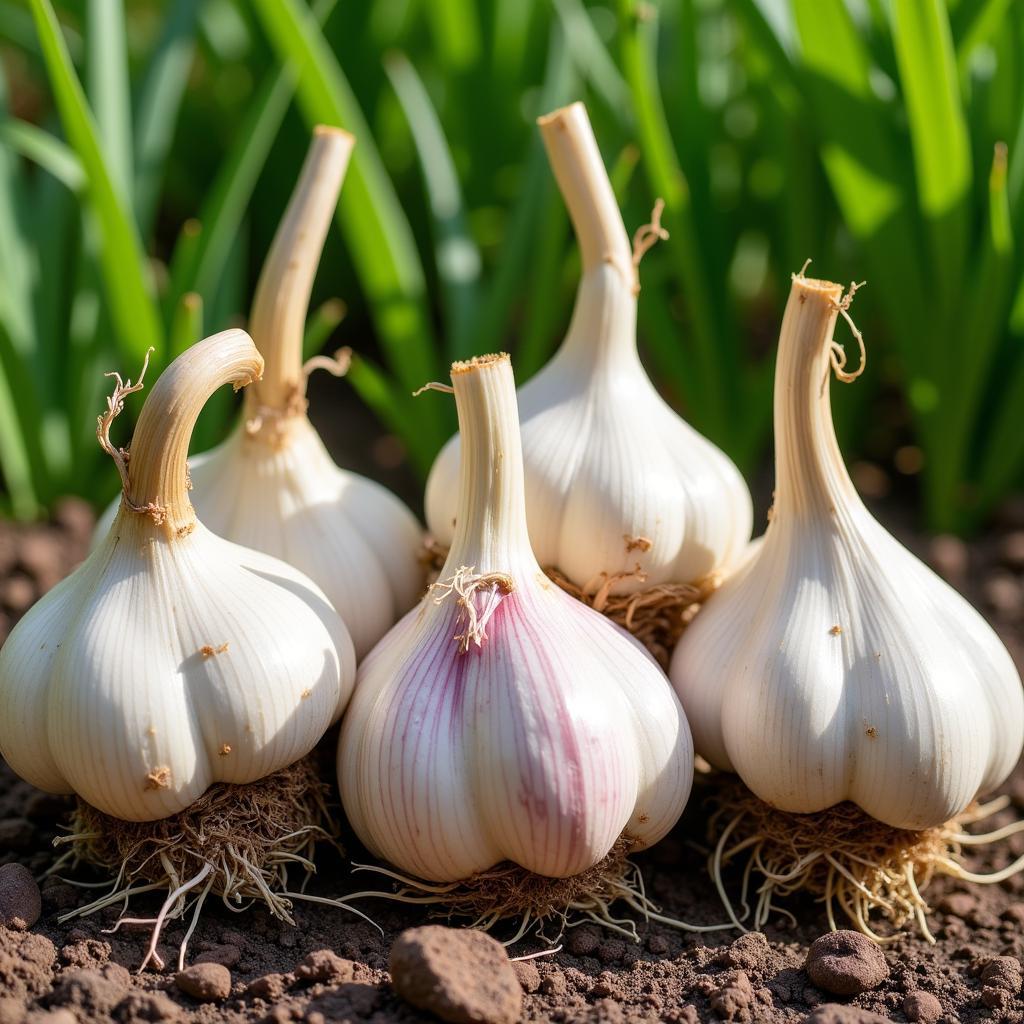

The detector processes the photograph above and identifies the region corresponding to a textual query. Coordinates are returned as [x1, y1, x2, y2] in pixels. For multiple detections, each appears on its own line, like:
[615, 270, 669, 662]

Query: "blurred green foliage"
[0, 0, 1022, 533]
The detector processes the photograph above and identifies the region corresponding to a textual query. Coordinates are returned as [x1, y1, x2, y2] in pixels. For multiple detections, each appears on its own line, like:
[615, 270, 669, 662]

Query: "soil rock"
[175, 962, 232, 1002]
[389, 925, 522, 1024]
[805, 931, 889, 996]
[114, 990, 181, 1022]
[0, 862, 41, 929]
[902, 990, 941, 1023]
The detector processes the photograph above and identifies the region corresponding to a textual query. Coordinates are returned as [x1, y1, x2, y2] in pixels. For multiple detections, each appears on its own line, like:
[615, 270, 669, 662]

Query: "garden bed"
[1, 500, 1023, 1024]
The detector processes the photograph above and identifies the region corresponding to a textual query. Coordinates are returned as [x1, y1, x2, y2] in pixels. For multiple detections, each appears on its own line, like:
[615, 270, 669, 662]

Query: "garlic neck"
[773, 276, 862, 523]
[445, 355, 536, 572]
[243, 126, 353, 429]
[539, 103, 640, 374]
[124, 330, 264, 538]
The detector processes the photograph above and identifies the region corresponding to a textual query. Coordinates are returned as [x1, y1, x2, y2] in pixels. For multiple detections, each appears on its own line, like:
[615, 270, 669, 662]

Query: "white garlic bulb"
[0, 330, 356, 822]
[670, 272, 1024, 831]
[96, 127, 424, 658]
[425, 103, 751, 593]
[339, 354, 693, 882]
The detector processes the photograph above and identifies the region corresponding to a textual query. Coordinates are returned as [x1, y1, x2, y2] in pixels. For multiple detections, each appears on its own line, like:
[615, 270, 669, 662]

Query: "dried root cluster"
[708, 778, 1024, 944]
[350, 834, 724, 945]
[52, 758, 370, 971]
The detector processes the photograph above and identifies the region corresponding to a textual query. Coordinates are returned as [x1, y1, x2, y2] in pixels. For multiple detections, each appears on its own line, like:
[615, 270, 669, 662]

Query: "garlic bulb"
[0, 330, 356, 822]
[96, 127, 424, 658]
[339, 354, 693, 883]
[670, 272, 1024, 831]
[425, 103, 751, 593]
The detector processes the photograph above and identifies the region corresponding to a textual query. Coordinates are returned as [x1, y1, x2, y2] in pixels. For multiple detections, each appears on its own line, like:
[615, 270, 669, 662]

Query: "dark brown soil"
[2, 497, 1024, 1023]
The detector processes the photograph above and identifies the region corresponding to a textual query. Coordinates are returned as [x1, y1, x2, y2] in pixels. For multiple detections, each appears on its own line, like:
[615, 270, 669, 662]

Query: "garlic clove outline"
[340, 353, 693, 883]
[0, 330, 356, 822]
[94, 127, 424, 657]
[425, 102, 752, 593]
[669, 272, 1024, 831]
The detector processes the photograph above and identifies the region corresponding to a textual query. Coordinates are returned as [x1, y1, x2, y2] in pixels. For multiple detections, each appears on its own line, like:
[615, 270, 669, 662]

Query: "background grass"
[0, 0, 1022, 533]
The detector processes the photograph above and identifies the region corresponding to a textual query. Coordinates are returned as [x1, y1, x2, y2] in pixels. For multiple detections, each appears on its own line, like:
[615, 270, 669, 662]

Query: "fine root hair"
[420, 538, 718, 669]
[50, 757, 378, 972]
[707, 778, 1024, 945]
[347, 834, 731, 947]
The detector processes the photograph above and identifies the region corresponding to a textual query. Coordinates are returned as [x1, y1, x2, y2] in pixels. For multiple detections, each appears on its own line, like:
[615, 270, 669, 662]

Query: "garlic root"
[346, 834, 729, 945]
[707, 779, 1024, 945]
[51, 757, 376, 970]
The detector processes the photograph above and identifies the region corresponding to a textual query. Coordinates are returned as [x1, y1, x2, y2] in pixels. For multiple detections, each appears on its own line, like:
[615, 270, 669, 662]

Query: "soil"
[2, 493, 1024, 1023]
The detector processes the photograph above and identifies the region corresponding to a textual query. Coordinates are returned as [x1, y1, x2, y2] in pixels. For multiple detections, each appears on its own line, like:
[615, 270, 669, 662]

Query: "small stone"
[512, 962, 540, 993]
[176, 962, 231, 1002]
[902, 991, 941, 1023]
[803, 1005, 894, 1023]
[194, 943, 241, 968]
[293, 949, 354, 985]
[981, 954, 1022, 994]
[0, 862, 42, 929]
[805, 931, 888, 996]
[927, 534, 968, 582]
[390, 926, 522, 1024]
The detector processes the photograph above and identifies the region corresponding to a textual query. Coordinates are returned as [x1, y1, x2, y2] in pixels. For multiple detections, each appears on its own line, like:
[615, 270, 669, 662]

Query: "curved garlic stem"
[246, 125, 354, 416]
[539, 102, 633, 286]
[773, 275, 861, 521]
[125, 330, 264, 538]
[445, 354, 535, 570]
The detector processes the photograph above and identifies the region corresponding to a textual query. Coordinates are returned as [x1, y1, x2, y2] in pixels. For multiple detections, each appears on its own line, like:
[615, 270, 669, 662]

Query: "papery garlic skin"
[94, 127, 424, 657]
[0, 331, 356, 822]
[670, 275, 1024, 831]
[187, 417, 423, 661]
[425, 103, 751, 593]
[340, 354, 693, 882]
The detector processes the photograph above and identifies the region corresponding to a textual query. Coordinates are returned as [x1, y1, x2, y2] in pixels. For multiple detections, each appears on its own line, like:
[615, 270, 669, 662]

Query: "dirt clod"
[805, 931, 889, 996]
[803, 1005, 894, 1023]
[293, 949, 354, 985]
[176, 963, 232, 1002]
[0, 862, 41, 930]
[389, 926, 522, 1024]
[902, 990, 941, 1023]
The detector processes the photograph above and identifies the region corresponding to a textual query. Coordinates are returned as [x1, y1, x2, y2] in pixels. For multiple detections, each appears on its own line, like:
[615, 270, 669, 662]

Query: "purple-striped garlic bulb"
[338, 353, 693, 883]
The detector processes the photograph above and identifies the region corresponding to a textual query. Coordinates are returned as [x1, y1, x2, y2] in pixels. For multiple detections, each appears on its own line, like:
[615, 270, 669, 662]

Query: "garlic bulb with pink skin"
[338, 354, 693, 883]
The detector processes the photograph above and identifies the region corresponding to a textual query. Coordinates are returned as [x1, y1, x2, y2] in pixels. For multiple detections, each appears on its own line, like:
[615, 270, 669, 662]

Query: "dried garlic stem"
[122, 330, 263, 538]
[538, 102, 635, 292]
[774, 275, 863, 521]
[246, 125, 354, 418]
[446, 354, 533, 568]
